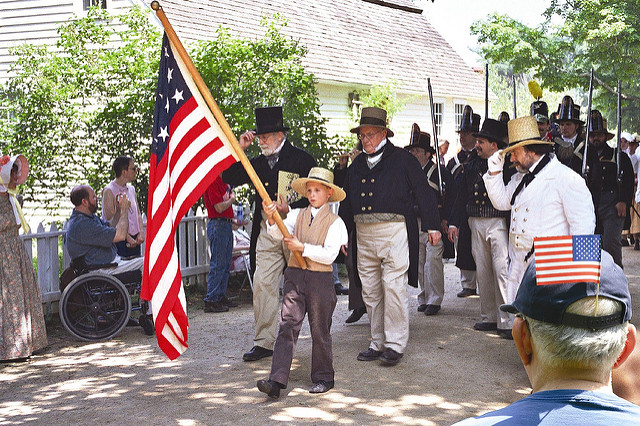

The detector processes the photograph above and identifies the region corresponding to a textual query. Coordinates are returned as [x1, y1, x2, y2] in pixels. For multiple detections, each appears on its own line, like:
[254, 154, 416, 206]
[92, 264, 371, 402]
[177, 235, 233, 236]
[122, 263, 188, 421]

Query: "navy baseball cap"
[500, 250, 632, 330]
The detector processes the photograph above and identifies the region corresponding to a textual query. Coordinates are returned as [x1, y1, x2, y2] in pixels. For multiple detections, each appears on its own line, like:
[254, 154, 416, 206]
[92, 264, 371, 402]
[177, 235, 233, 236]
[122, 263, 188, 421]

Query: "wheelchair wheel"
[59, 272, 132, 341]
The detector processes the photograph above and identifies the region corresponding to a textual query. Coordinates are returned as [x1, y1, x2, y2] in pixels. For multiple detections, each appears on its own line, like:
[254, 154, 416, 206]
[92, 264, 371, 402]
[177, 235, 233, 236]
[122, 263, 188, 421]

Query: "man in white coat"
[483, 116, 595, 337]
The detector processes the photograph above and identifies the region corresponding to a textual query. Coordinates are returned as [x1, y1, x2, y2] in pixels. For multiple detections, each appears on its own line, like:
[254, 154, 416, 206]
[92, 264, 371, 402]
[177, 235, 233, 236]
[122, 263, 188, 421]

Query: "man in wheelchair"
[63, 184, 153, 335]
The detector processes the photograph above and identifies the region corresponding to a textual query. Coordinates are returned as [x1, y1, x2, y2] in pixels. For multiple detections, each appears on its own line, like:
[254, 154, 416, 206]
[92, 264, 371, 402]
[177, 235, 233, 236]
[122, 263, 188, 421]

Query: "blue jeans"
[204, 219, 233, 303]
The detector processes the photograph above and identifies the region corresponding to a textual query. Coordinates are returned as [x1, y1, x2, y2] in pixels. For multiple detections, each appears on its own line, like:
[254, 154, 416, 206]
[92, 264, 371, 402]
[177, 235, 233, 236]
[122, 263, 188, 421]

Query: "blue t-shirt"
[66, 209, 117, 266]
[454, 389, 640, 425]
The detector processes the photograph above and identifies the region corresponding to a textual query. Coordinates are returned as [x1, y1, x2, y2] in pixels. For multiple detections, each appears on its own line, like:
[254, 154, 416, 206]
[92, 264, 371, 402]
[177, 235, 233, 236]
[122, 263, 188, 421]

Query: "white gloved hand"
[487, 149, 505, 173]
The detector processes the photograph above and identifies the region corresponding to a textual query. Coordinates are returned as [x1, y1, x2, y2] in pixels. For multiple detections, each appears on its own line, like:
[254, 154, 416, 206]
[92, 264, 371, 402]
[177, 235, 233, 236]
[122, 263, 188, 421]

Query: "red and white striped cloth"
[141, 33, 237, 360]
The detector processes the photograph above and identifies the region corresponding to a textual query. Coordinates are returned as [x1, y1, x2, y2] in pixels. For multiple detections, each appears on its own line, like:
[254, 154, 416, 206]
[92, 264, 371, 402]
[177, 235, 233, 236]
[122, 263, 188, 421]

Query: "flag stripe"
[142, 33, 237, 360]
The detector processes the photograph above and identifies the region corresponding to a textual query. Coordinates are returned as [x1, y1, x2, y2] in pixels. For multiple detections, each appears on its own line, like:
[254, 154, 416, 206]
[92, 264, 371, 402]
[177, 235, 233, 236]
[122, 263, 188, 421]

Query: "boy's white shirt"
[267, 203, 348, 265]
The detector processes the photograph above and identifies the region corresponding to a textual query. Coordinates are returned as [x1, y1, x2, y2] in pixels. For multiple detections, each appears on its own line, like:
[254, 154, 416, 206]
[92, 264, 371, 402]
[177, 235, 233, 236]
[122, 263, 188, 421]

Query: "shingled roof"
[157, 0, 485, 99]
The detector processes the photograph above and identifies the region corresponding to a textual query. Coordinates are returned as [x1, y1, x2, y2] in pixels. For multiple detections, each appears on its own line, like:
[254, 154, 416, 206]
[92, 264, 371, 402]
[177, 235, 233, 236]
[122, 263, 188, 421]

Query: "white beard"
[260, 146, 276, 156]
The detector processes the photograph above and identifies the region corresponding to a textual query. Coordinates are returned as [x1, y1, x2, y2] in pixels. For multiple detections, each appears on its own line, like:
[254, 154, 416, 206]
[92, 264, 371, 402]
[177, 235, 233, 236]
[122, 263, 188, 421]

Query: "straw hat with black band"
[350, 107, 394, 137]
[291, 167, 346, 203]
[502, 116, 554, 155]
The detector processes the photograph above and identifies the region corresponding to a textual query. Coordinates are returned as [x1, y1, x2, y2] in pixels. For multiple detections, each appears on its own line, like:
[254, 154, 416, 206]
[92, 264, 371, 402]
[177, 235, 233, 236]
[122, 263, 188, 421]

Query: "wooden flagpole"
[150, 1, 307, 268]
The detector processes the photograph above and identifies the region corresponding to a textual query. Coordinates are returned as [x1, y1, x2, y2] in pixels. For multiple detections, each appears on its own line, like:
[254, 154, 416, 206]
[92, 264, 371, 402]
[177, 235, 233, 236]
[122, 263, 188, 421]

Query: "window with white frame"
[433, 102, 444, 136]
[454, 103, 465, 132]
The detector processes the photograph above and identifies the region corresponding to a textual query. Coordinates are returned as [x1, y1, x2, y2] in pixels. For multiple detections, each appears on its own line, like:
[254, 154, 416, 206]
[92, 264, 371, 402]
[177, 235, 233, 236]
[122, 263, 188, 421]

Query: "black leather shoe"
[345, 306, 366, 324]
[474, 321, 498, 331]
[257, 379, 283, 399]
[204, 301, 229, 313]
[220, 297, 239, 308]
[457, 288, 477, 298]
[424, 304, 441, 316]
[357, 348, 382, 361]
[622, 237, 630, 247]
[379, 348, 403, 366]
[334, 283, 349, 295]
[497, 329, 514, 340]
[139, 314, 155, 336]
[417, 304, 428, 312]
[635, 241, 640, 251]
[243, 346, 273, 361]
[309, 380, 334, 394]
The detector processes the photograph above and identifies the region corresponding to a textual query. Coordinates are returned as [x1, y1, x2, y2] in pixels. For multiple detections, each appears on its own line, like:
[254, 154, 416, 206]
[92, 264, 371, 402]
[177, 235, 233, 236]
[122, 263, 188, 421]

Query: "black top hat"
[473, 119, 508, 148]
[497, 111, 510, 123]
[404, 127, 434, 154]
[556, 96, 584, 125]
[531, 100, 549, 123]
[589, 109, 615, 141]
[458, 105, 480, 133]
[254, 106, 290, 135]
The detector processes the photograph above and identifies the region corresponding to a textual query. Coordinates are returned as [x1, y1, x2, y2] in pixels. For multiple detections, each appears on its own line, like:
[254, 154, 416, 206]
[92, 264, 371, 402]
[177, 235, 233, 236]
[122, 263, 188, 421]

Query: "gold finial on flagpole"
[150, 1, 160, 11]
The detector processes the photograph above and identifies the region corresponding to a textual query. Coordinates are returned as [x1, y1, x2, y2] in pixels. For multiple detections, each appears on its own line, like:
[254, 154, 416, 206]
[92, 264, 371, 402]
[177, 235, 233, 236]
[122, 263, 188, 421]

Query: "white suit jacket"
[483, 155, 595, 252]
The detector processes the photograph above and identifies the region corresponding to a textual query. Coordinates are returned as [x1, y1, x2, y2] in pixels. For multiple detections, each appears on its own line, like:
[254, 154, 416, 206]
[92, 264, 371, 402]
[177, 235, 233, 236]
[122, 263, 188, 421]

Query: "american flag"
[533, 235, 602, 286]
[141, 33, 237, 360]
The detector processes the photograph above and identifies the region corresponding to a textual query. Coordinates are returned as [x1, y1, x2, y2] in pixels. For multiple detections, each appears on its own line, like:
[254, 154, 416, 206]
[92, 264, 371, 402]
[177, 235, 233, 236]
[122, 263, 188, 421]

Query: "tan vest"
[288, 204, 338, 272]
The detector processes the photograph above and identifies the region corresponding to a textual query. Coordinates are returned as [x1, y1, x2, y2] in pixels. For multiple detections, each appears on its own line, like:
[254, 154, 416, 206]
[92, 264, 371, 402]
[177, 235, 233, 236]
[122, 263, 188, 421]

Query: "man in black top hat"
[449, 119, 513, 337]
[555, 95, 584, 165]
[340, 106, 441, 365]
[446, 105, 480, 298]
[223, 106, 316, 362]
[405, 130, 456, 316]
[570, 110, 634, 268]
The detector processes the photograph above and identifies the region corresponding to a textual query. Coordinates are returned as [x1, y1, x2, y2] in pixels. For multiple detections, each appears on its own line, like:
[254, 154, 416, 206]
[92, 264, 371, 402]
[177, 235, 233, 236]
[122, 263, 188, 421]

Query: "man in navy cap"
[455, 247, 640, 424]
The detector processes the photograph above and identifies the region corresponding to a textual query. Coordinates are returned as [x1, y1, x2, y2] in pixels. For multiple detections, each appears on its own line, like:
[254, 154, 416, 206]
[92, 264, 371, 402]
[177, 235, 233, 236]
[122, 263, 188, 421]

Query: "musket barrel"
[582, 69, 594, 179]
[427, 78, 444, 197]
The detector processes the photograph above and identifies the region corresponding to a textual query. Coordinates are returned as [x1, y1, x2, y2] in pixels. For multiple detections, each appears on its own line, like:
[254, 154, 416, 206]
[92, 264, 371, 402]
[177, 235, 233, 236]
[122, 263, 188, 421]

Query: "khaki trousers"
[252, 218, 289, 349]
[356, 221, 409, 353]
[468, 217, 510, 329]
[416, 223, 444, 306]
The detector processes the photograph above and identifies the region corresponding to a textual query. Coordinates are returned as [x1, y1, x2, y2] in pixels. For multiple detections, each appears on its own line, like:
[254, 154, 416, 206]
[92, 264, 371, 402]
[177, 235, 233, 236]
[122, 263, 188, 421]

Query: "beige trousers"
[416, 224, 444, 306]
[252, 218, 289, 349]
[468, 217, 510, 329]
[356, 221, 409, 353]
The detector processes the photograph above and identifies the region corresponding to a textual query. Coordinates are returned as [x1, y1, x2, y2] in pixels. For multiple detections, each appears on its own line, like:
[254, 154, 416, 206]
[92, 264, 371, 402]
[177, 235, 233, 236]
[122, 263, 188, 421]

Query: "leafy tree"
[1, 9, 336, 215]
[191, 16, 335, 168]
[471, 0, 640, 129]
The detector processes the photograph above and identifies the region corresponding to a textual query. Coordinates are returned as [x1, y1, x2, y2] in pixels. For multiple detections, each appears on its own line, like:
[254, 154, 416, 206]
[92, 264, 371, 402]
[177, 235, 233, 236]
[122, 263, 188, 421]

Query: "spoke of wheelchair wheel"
[70, 310, 94, 329]
[81, 282, 96, 304]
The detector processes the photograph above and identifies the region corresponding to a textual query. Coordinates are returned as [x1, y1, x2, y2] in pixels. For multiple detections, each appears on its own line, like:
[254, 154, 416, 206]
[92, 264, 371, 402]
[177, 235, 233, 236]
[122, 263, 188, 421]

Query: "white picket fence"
[23, 208, 215, 314]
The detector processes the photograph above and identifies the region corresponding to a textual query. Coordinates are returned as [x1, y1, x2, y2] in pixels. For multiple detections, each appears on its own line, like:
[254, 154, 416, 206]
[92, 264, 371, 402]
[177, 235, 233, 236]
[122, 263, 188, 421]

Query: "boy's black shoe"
[257, 379, 283, 399]
[457, 288, 477, 298]
[309, 380, 334, 394]
[204, 301, 229, 313]
[334, 283, 349, 295]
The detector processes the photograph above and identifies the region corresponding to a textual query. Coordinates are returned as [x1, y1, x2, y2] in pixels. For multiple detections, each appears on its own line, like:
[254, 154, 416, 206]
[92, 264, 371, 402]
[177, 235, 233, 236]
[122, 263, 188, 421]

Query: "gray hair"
[524, 297, 628, 371]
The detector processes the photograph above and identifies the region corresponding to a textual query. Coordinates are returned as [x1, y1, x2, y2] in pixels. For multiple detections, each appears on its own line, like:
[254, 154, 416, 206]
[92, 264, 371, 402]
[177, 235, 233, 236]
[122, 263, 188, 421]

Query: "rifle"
[616, 80, 622, 186]
[512, 74, 517, 118]
[582, 69, 594, 179]
[485, 63, 489, 119]
[427, 78, 444, 197]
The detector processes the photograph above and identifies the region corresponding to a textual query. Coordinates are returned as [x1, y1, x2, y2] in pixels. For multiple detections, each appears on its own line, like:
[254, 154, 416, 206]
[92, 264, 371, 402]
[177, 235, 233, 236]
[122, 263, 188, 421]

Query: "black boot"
[345, 306, 366, 324]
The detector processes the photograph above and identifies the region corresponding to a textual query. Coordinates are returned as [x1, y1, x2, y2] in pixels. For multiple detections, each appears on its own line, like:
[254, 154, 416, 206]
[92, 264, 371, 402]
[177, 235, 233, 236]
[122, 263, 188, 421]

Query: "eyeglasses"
[358, 129, 384, 142]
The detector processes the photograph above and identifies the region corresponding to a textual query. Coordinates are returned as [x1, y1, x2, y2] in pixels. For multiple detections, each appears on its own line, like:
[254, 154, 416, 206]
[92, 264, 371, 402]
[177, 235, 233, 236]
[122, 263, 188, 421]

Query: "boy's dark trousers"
[269, 267, 337, 386]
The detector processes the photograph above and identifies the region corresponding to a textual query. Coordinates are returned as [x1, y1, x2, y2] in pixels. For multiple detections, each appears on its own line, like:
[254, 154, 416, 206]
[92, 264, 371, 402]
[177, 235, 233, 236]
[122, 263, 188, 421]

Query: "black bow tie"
[510, 155, 550, 205]
[361, 143, 386, 158]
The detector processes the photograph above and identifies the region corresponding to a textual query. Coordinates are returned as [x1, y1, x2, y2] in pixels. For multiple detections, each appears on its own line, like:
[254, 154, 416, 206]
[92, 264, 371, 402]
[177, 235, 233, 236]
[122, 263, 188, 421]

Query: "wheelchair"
[58, 256, 153, 341]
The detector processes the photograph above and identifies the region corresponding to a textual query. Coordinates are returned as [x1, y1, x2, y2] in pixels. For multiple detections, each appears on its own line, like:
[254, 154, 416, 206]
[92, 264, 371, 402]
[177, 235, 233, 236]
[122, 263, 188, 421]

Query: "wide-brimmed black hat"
[497, 111, 510, 123]
[589, 109, 615, 141]
[404, 126, 434, 154]
[556, 95, 584, 125]
[531, 100, 549, 123]
[473, 119, 508, 148]
[350, 107, 394, 137]
[457, 105, 480, 133]
[254, 106, 290, 135]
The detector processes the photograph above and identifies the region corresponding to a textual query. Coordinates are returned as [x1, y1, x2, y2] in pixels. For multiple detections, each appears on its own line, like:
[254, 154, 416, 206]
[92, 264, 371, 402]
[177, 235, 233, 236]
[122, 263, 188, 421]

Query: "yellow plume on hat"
[528, 80, 542, 100]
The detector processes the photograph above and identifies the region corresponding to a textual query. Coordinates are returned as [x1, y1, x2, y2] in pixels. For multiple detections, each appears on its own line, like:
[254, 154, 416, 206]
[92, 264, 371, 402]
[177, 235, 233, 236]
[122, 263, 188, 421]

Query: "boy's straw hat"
[291, 167, 346, 202]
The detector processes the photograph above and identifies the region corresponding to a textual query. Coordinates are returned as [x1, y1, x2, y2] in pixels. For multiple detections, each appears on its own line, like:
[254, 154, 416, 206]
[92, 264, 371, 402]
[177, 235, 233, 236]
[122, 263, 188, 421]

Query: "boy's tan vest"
[287, 204, 338, 272]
